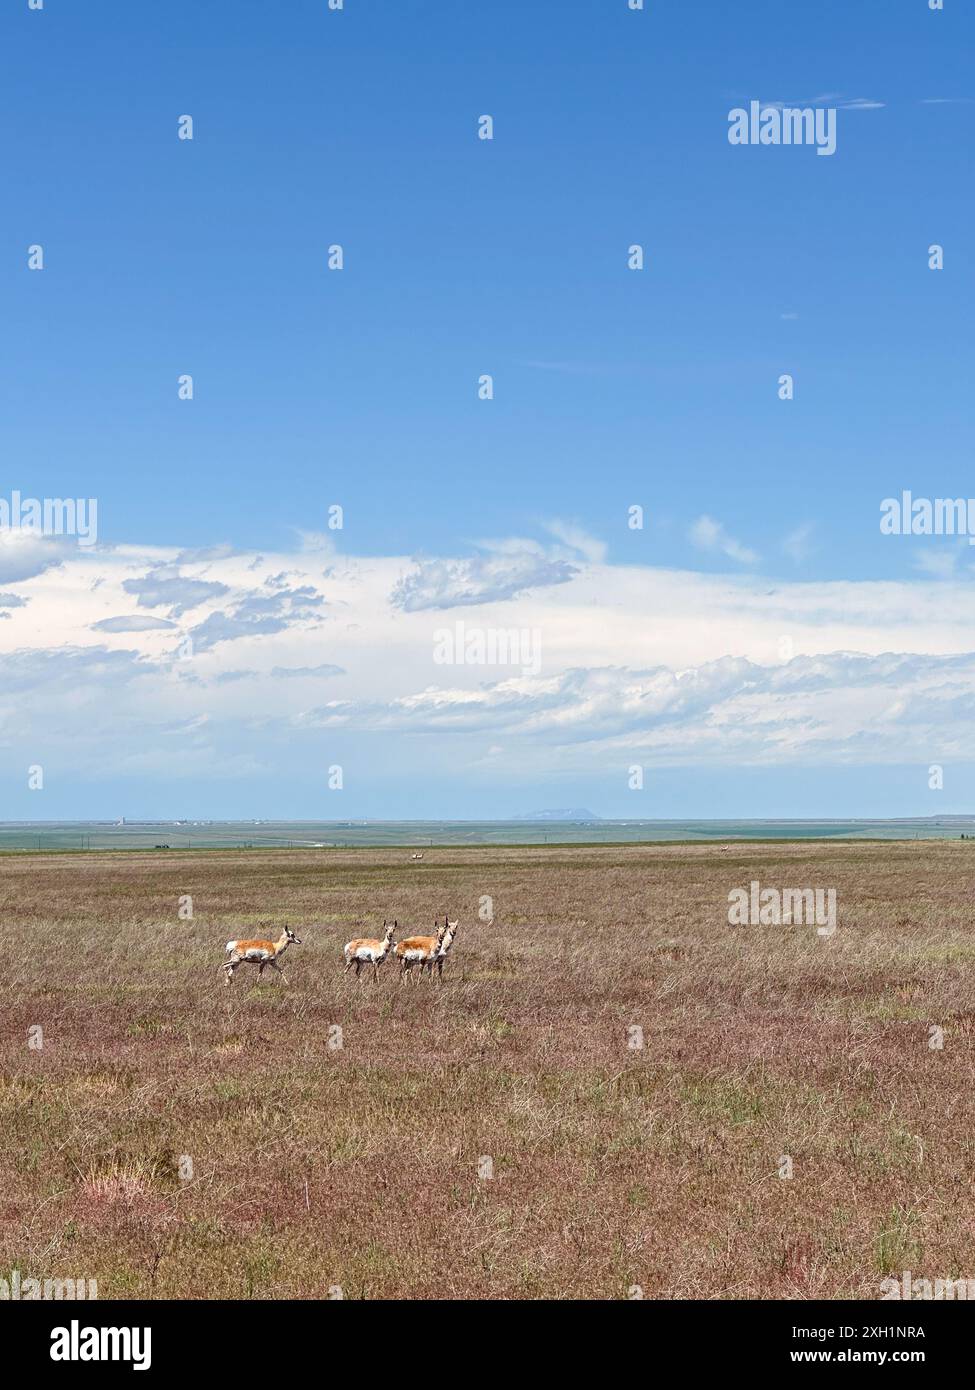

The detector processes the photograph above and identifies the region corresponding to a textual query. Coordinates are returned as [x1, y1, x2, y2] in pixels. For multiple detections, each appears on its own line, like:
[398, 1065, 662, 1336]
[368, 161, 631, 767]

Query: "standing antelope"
[395, 919, 446, 984]
[344, 920, 396, 982]
[223, 926, 302, 986]
[430, 918, 459, 981]
[420, 915, 459, 978]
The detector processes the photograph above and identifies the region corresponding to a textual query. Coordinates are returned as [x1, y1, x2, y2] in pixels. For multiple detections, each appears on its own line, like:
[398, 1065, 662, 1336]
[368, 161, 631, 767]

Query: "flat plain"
[2, 841, 974, 1300]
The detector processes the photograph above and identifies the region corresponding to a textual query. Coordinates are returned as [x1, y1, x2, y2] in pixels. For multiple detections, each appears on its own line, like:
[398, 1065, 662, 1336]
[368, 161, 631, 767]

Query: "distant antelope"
[223, 926, 302, 986]
[344, 920, 396, 982]
[411, 852, 424, 861]
[395, 919, 446, 984]
[428, 917, 459, 981]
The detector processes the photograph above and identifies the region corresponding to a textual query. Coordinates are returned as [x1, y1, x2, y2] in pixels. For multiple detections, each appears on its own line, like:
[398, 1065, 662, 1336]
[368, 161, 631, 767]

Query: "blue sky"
[1, 1, 973, 819]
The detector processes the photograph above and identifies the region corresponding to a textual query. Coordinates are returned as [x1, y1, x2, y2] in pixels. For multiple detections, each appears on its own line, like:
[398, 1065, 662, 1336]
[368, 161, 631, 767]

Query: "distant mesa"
[511, 808, 602, 822]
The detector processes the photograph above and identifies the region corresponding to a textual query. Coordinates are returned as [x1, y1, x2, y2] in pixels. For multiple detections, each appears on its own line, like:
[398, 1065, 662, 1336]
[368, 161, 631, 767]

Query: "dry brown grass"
[2, 841, 975, 1300]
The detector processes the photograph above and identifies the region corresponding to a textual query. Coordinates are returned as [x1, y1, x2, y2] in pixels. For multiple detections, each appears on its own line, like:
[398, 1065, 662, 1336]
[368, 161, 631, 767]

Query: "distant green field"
[1, 816, 973, 852]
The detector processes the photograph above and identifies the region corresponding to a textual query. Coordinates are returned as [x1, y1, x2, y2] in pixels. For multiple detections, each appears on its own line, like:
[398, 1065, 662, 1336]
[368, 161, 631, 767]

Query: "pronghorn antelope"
[395, 919, 446, 984]
[429, 918, 459, 981]
[420, 915, 459, 978]
[344, 920, 396, 982]
[223, 926, 301, 986]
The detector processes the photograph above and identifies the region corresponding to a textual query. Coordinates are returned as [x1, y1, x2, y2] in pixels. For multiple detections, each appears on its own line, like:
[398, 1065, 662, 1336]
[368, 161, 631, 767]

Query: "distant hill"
[511, 808, 602, 821]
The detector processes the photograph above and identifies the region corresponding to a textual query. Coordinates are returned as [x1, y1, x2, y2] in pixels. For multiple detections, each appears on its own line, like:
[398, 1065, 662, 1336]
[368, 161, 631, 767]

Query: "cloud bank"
[0, 526, 972, 800]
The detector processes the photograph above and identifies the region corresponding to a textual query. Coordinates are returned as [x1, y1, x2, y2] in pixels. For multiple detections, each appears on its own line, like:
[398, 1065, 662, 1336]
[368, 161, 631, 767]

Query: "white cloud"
[122, 565, 229, 616]
[92, 615, 178, 633]
[690, 515, 758, 565]
[270, 663, 345, 679]
[391, 544, 578, 612]
[174, 545, 236, 564]
[761, 94, 885, 112]
[390, 523, 607, 613]
[286, 651, 975, 770]
[543, 520, 608, 564]
[294, 529, 339, 556]
[782, 523, 815, 565]
[2, 532, 975, 788]
[913, 547, 968, 580]
[0, 531, 68, 584]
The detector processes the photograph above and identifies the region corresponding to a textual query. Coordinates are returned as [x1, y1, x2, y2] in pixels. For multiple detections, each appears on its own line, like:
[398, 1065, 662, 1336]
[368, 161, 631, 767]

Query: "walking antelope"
[395, 919, 446, 984]
[344, 920, 397, 982]
[223, 926, 301, 986]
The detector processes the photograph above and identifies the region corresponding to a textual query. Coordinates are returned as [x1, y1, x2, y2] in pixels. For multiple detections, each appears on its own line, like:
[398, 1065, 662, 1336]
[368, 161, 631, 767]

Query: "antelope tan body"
[344, 921, 396, 981]
[223, 926, 301, 985]
[396, 917, 458, 983]
[429, 919, 459, 979]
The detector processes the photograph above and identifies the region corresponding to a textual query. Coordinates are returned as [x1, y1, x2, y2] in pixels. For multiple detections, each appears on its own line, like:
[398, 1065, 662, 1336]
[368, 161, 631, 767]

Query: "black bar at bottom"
[5, 1298, 968, 1375]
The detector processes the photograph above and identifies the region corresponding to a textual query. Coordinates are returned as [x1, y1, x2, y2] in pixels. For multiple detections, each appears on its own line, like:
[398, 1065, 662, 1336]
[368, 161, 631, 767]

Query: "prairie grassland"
[2, 842, 975, 1300]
